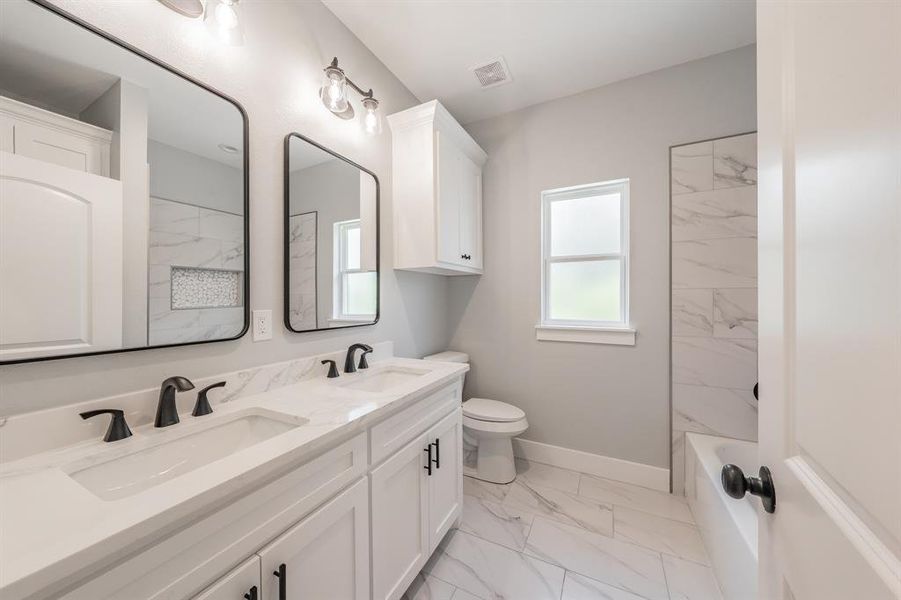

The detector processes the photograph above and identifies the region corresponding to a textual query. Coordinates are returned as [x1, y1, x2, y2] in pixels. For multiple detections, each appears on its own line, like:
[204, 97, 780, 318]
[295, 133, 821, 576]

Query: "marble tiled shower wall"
[670, 133, 758, 494]
[148, 197, 245, 345]
[287, 212, 317, 331]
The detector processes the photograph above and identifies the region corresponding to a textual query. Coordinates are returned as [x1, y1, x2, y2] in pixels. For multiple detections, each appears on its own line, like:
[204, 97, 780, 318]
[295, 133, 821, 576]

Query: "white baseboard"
[512, 438, 670, 492]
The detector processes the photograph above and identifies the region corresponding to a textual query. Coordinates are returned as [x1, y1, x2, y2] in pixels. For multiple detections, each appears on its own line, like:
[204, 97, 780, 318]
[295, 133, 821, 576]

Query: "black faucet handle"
[321, 360, 340, 378]
[193, 381, 226, 417]
[358, 348, 373, 369]
[80, 409, 133, 442]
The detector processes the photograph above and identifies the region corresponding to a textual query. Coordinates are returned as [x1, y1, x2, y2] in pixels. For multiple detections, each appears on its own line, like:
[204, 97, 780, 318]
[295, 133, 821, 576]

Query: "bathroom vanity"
[0, 355, 467, 600]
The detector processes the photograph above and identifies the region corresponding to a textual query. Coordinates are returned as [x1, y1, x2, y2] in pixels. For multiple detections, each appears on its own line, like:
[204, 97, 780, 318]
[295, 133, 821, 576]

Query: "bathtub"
[684, 433, 758, 600]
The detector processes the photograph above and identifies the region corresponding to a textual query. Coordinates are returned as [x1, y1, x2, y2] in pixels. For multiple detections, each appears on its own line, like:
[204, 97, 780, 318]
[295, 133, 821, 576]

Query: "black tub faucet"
[344, 343, 373, 374]
[155, 376, 195, 428]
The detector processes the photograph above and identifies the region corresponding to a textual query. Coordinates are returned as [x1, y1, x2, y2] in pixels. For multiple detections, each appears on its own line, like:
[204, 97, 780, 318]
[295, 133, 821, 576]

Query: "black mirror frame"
[1, 0, 251, 365]
[283, 133, 380, 333]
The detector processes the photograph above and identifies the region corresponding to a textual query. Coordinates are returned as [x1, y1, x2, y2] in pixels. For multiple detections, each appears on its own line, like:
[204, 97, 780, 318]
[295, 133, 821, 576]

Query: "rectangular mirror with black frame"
[0, 0, 249, 364]
[284, 133, 379, 332]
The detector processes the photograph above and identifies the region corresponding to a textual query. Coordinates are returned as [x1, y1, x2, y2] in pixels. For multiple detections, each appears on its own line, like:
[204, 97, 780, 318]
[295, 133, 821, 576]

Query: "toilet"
[423, 351, 528, 484]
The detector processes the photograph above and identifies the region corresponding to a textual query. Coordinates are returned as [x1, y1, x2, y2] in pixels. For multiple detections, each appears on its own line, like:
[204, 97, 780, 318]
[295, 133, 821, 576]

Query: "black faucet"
[80, 409, 133, 442]
[193, 381, 226, 417]
[155, 376, 195, 428]
[358, 347, 373, 370]
[344, 343, 373, 374]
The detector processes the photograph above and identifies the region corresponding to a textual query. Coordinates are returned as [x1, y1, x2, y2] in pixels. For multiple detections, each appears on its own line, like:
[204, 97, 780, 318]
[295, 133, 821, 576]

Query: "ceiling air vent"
[472, 57, 512, 89]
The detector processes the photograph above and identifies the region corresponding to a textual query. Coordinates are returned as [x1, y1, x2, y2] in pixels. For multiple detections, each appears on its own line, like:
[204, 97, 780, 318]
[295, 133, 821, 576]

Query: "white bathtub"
[685, 433, 758, 600]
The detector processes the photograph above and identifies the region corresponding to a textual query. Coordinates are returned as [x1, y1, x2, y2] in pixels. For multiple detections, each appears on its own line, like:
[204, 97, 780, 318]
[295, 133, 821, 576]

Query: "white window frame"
[332, 219, 375, 322]
[537, 179, 635, 346]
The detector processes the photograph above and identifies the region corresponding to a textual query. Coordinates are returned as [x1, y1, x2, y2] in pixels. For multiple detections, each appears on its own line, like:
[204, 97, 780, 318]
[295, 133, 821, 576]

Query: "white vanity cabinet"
[192, 557, 260, 600]
[257, 478, 370, 600]
[45, 377, 464, 600]
[388, 100, 487, 276]
[371, 407, 463, 600]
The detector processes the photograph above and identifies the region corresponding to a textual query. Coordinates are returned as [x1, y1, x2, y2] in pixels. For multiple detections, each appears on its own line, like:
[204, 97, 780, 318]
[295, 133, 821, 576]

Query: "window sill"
[535, 324, 636, 346]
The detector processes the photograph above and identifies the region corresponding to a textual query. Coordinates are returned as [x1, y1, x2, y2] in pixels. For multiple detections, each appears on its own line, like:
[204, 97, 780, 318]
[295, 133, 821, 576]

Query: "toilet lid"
[463, 398, 525, 423]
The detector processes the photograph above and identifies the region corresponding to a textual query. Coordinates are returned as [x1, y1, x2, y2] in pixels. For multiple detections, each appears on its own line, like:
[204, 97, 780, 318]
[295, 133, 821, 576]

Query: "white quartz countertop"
[0, 357, 467, 599]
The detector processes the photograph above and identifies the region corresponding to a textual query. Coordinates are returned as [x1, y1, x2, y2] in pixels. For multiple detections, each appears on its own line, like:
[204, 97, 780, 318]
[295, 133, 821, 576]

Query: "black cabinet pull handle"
[433, 438, 440, 469]
[244, 585, 258, 600]
[273, 563, 286, 600]
[424, 444, 433, 476]
[721, 464, 776, 514]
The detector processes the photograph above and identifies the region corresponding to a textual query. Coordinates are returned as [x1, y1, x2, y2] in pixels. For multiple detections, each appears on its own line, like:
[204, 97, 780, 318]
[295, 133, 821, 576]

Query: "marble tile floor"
[403, 458, 723, 600]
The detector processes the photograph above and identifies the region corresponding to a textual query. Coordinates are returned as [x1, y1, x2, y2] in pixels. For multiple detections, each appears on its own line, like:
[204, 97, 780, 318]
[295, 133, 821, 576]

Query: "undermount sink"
[67, 410, 306, 501]
[340, 366, 430, 393]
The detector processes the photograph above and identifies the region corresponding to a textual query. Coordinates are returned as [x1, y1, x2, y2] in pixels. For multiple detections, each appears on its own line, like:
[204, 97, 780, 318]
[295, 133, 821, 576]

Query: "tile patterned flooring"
[402, 459, 723, 600]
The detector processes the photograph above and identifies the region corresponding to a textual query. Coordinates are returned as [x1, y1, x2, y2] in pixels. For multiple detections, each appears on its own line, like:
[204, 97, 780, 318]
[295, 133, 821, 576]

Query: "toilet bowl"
[423, 351, 529, 484]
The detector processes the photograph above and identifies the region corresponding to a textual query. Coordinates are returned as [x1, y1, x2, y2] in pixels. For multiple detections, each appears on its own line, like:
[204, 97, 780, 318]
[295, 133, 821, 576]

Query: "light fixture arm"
[327, 57, 377, 102]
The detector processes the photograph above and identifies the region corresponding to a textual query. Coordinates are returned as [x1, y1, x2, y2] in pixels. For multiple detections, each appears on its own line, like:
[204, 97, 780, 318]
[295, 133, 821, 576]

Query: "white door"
[436, 131, 465, 267]
[0, 151, 123, 361]
[257, 478, 369, 600]
[757, 2, 901, 599]
[427, 408, 463, 552]
[192, 556, 260, 600]
[370, 432, 430, 600]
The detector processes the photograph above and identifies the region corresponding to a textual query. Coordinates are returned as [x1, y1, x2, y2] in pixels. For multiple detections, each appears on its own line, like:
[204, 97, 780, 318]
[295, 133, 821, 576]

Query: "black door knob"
[721, 464, 776, 513]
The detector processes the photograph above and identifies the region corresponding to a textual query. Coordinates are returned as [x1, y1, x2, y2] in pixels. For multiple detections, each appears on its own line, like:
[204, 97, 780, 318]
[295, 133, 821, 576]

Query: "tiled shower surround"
[148, 197, 245, 345]
[287, 212, 317, 331]
[670, 132, 758, 494]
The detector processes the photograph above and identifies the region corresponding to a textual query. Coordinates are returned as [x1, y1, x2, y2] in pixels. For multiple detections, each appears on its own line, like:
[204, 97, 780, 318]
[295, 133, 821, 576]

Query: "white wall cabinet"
[258, 479, 370, 600]
[371, 407, 463, 600]
[388, 100, 486, 276]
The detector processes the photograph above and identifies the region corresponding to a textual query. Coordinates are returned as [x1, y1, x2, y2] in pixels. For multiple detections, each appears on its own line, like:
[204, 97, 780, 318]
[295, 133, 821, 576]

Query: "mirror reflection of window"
[285, 134, 378, 332]
[334, 219, 377, 322]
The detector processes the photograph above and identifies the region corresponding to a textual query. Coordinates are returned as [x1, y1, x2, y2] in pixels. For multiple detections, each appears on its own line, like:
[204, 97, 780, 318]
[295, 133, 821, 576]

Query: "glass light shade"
[321, 67, 349, 113]
[205, 0, 244, 46]
[362, 97, 382, 135]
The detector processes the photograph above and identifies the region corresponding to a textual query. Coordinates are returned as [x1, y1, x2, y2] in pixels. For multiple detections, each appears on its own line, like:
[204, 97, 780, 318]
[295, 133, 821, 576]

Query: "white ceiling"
[323, 0, 756, 124]
[0, 0, 244, 169]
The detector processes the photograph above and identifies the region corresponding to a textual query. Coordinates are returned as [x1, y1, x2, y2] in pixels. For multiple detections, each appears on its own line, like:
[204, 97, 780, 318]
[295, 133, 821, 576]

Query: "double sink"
[66, 365, 430, 501]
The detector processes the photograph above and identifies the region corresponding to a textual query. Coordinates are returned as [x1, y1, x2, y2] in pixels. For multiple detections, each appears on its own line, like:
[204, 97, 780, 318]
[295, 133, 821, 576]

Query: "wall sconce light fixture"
[320, 57, 382, 136]
[156, 0, 244, 46]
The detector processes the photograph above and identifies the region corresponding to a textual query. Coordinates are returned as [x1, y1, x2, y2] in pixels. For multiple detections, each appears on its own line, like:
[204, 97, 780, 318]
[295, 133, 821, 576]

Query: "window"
[538, 179, 634, 345]
[333, 219, 376, 321]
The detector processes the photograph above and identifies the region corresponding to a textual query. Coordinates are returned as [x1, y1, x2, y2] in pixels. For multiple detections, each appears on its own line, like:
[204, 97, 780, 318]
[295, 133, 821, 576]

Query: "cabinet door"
[370, 432, 430, 600]
[258, 478, 369, 600]
[427, 408, 463, 551]
[435, 130, 465, 267]
[458, 156, 483, 270]
[192, 556, 260, 600]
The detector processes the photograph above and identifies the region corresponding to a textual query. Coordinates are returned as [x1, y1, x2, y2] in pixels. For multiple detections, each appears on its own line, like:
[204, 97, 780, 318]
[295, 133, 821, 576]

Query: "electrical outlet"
[252, 309, 272, 341]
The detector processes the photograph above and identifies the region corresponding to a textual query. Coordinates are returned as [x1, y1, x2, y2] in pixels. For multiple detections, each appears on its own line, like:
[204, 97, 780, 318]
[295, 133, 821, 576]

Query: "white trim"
[0, 95, 113, 143]
[512, 438, 669, 491]
[535, 324, 635, 346]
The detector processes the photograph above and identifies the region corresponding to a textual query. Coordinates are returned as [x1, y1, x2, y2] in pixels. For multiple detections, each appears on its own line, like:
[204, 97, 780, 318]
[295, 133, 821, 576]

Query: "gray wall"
[148, 140, 244, 215]
[449, 46, 757, 468]
[0, 0, 449, 416]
